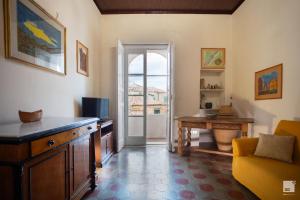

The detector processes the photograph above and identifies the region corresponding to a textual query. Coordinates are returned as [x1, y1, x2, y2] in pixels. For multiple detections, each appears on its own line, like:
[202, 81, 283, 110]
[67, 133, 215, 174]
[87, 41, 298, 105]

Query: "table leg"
[178, 122, 184, 156]
[241, 123, 248, 137]
[187, 128, 191, 147]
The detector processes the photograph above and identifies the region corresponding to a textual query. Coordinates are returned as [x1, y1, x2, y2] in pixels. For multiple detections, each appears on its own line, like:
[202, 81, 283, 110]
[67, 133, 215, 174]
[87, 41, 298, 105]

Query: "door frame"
[124, 44, 170, 146]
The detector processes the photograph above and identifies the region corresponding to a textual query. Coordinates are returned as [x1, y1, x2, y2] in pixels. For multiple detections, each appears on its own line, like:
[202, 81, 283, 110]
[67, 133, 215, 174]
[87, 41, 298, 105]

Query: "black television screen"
[82, 97, 109, 121]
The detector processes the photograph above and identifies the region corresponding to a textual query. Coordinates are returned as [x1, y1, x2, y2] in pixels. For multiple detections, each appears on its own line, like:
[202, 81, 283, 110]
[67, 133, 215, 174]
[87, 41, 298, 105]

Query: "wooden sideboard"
[176, 116, 254, 156]
[0, 117, 99, 200]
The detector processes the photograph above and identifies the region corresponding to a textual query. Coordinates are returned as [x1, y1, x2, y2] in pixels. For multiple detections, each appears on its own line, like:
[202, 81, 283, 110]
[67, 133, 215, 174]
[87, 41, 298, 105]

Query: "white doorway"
[117, 42, 175, 150]
[120, 44, 173, 147]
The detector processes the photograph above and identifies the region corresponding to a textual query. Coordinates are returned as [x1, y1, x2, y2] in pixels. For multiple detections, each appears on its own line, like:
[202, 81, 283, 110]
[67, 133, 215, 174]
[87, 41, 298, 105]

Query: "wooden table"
[176, 116, 254, 156]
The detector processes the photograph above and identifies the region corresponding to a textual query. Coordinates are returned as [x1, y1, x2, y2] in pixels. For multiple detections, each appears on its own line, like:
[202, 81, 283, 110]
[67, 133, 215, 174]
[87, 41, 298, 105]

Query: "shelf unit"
[200, 68, 225, 109]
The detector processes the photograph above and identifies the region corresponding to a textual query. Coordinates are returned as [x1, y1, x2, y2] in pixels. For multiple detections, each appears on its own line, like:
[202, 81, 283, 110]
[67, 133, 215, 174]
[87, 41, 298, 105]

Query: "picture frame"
[255, 64, 283, 100]
[76, 40, 89, 77]
[3, 0, 66, 75]
[201, 48, 225, 69]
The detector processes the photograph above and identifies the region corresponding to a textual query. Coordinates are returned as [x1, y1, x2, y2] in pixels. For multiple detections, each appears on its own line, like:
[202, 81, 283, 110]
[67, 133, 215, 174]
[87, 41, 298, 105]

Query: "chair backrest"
[275, 120, 300, 164]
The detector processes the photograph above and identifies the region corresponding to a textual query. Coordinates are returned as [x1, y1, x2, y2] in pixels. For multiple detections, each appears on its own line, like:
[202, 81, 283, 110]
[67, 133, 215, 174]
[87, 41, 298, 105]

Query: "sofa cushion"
[275, 120, 300, 164]
[254, 133, 295, 163]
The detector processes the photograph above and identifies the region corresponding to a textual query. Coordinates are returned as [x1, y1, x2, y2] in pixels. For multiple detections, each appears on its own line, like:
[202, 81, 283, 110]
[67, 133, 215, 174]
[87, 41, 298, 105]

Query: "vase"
[213, 129, 240, 152]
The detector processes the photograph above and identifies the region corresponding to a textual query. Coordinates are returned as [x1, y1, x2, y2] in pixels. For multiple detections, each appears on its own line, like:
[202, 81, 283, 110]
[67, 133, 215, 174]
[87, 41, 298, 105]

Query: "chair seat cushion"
[233, 156, 300, 200]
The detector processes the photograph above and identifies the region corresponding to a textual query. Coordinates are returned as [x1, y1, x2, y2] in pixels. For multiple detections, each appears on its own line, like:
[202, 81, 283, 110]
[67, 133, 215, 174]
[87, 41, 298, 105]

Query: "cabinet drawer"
[31, 122, 97, 157]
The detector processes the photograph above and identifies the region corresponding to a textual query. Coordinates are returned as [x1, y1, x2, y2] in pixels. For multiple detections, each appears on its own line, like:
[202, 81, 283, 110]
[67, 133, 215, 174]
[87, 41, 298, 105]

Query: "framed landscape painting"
[255, 64, 283, 100]
[201, 48, 225, 69]
[76, 40, 89, 77]
[4, 0, 66, 75]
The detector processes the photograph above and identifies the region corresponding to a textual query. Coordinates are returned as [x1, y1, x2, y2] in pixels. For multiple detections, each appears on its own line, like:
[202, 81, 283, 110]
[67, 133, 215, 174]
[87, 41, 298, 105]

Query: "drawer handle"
[47, 139, 55, 146]
[87, 126, 92, 130]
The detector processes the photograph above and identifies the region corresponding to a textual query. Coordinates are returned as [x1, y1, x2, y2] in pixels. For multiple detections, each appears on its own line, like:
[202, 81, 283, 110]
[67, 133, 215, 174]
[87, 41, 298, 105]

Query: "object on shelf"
[200, 78, 205, 89]
[203, 83, 222, 90]
[200, 93, 205, 109]
[214, 84, 221, 89]
[214, 129, 240, 152]
[19, 109, 43, 123]
[205, 102, 213, 109]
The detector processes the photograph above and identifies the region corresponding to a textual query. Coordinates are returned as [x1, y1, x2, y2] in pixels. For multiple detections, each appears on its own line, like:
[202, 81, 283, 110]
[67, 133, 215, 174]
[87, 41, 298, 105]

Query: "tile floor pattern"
[84, 146, 259, 200]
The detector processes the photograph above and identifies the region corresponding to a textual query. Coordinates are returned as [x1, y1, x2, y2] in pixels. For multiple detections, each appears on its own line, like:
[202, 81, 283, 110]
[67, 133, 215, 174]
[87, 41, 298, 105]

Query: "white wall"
[232, 0, 300, 135]
[0, 0, 102, 123]
[97, 14, 233, 121]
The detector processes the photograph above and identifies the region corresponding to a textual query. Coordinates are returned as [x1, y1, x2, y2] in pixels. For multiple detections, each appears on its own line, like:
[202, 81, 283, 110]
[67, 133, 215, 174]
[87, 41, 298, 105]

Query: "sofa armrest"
[232, 138, 259, 157]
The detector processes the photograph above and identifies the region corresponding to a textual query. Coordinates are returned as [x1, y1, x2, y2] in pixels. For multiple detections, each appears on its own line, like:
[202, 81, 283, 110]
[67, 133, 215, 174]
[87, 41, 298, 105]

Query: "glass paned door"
[146, 50, 169, 144]
[125, 50, 146, 145]
[124, 45, 171, 146]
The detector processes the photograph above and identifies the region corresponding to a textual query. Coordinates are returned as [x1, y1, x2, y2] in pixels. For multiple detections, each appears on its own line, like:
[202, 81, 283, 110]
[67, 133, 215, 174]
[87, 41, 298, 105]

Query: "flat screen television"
[82, 97, 109, 121]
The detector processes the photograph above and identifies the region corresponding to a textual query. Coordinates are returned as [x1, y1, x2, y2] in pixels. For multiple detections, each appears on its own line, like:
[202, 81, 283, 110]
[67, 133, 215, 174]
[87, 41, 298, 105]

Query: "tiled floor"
[84, 146, 259, 200]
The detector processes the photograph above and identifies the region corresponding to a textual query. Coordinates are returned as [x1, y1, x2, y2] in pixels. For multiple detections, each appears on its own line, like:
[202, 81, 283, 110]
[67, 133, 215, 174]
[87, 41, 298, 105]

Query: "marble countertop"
[0, 117, 99, 144]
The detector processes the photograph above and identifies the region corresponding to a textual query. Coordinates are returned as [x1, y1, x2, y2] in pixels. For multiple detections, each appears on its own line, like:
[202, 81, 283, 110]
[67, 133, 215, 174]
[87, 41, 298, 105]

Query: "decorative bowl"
[19, 109, 43, 123]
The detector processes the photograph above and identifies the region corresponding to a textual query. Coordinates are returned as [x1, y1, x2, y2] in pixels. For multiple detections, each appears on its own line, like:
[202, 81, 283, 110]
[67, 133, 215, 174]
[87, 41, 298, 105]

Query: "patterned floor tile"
[84, 146, 259, 200]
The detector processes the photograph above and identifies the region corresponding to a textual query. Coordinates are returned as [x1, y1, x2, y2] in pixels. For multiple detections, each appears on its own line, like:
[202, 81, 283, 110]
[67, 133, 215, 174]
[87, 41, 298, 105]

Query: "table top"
[176, 116, 254, 124]
[0, 117, 99, 144]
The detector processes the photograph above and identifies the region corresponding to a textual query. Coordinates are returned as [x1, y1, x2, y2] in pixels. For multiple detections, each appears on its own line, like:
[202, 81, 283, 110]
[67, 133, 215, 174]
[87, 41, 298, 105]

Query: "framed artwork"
[3, 0, 66, 75]
[255, 64, 283, 100]
[76, 40, 89, 77]
[201, 48, 225, 69]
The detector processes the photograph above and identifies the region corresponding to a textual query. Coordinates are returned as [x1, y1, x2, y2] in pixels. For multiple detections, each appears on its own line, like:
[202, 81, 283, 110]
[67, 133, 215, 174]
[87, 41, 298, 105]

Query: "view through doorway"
[125, 45, 170, 145]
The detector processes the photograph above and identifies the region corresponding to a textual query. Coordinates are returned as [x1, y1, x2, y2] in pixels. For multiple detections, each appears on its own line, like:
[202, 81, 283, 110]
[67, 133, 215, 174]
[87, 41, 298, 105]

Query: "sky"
[128, 53, 169, 91]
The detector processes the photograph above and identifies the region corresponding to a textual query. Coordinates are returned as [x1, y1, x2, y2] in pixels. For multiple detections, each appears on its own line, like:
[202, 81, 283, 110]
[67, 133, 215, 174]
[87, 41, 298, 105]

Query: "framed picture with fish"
[76, 40, 89, 77]
[255, 64, 283, 100]
[201, 48, 225, 69]
[3, 0, 66, 75]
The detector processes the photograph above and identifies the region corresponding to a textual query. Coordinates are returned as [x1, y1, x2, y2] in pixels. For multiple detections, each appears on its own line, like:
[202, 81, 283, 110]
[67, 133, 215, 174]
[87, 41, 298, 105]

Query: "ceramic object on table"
[19, 109, 43, 123]
[205, 102, 213, 109]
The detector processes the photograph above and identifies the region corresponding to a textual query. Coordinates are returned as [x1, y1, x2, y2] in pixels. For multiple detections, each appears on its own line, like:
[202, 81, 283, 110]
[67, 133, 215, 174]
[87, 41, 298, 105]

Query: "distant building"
[128, 83, 168, 116]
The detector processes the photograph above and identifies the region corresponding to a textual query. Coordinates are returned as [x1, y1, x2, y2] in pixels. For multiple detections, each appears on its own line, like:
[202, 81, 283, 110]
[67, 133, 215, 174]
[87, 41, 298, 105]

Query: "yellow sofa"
[232, 120, 300, 200]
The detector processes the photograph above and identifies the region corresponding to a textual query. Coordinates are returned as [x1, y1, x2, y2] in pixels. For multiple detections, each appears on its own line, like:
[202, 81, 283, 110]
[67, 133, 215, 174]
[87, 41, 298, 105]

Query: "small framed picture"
[255, 64, 283, 100]
[76, 40, 89, 77]
[201, 48, 225, 69]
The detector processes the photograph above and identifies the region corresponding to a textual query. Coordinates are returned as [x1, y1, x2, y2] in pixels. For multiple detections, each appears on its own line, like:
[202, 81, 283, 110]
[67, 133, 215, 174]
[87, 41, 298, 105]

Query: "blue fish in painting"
[17, 0, 61, 62]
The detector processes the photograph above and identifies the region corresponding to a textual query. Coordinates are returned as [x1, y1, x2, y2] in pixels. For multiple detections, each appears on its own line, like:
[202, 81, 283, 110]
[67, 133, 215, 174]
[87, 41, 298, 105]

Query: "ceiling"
[93, 0, 245, 15]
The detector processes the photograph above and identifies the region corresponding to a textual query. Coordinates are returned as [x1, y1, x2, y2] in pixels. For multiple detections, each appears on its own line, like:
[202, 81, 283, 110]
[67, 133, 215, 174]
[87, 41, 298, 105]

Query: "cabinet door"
[23, 146, 68, 200]
[101, 135, 107, 161]
[106, 133, 113, 155]
[70, 135, 90, 196]
[94, 130, 101, 167]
